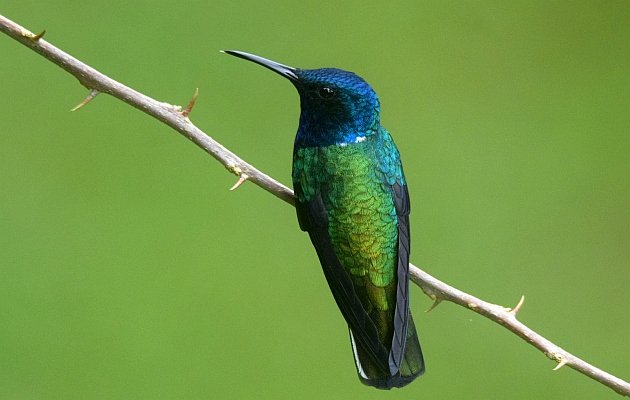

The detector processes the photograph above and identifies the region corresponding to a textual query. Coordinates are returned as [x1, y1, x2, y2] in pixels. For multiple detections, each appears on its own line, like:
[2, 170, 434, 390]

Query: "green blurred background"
[1, 1, 629, 399]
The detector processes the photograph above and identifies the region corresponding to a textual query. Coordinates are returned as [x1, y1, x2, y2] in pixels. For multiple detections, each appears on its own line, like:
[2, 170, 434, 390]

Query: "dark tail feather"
[395, 315, 425, 383]
[351, 315, 425, 389]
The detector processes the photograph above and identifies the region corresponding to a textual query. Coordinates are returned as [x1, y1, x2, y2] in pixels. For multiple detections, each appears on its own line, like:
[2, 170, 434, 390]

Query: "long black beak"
[222, 50, 299, 82]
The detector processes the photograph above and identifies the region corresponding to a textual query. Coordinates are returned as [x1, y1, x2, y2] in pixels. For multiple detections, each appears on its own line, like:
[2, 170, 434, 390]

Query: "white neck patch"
[337, 135, 367, 146]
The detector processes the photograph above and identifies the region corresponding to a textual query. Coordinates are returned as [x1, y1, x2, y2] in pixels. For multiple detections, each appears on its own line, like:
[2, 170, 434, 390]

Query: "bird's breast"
[293, 140, 399, 291]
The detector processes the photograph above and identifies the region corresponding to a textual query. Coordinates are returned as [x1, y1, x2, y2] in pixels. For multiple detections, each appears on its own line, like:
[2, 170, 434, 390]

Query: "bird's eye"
[317, 87, 336, 99]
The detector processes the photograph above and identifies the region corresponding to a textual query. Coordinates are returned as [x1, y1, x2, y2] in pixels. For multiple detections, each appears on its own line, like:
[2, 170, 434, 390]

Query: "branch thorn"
[426, 297, 443, 312]
[553, 358, 568, 371]
[181, 88, 199, 117]
[71, 89, 100, 111]
[509, 295, 525, 316]
[229, 174, 248, 191]
[29, 29, 46, 41]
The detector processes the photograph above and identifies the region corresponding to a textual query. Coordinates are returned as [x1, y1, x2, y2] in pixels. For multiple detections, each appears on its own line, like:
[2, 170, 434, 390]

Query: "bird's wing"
[295, 187, 392, 375]
[387, 182, 411, 373]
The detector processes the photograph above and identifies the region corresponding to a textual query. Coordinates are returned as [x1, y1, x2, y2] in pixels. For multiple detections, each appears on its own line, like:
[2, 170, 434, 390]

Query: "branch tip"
[181, 88, 199, 117]
[71, 89, 100, 111]
[509, 295, 525, 316]
[229, 175, 248, 191]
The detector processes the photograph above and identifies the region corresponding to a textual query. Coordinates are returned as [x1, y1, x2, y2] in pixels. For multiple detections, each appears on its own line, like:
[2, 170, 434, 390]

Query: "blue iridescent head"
[223, 50, 381, 147]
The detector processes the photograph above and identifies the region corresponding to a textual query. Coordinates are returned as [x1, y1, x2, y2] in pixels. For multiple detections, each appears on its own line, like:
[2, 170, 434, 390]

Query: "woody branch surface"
[1, 14, 628, 397]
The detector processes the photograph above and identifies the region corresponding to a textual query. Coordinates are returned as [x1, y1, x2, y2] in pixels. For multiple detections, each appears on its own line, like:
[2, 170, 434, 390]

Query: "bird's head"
[223, 50, 381, 147]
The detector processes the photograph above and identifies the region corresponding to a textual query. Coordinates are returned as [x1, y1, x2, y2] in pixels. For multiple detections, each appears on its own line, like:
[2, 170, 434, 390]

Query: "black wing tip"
[359, 369, 425, 390]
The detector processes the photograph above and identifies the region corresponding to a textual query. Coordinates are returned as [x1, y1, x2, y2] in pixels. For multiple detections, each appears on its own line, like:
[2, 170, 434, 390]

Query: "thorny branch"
[1, 14, 628, 397]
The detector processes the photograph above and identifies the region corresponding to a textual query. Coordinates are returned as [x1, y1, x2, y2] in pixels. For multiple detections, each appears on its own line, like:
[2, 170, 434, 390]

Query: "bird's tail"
[351, 314, 425, 389]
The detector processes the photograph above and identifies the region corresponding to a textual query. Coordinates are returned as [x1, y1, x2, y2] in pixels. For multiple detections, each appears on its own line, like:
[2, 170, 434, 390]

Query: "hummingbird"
[223, 50, 425, 389]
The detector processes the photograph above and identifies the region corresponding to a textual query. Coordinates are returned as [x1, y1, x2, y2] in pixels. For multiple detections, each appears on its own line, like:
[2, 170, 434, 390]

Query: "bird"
[223, 50, 425, 389]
